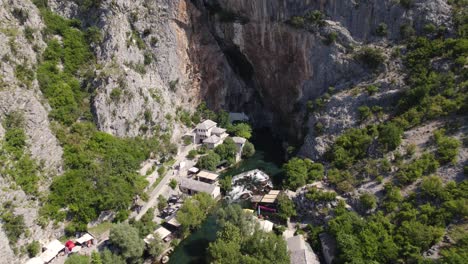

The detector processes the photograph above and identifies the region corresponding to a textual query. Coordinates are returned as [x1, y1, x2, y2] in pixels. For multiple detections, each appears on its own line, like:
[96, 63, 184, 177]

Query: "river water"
[168, 129, 285, 264]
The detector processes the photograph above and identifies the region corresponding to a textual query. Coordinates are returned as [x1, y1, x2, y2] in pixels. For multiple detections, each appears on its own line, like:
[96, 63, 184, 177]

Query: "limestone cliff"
[199, 0, 452, 153]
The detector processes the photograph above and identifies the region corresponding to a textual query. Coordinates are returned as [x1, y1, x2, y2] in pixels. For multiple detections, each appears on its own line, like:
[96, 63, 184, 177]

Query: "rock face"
[198, 0, 451, 151]
[0, 0, 62, 170]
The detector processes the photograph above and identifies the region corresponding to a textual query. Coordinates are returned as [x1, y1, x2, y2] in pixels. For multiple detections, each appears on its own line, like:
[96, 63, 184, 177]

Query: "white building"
[232, 136, 247, 161]
[179, 178, 221, 199]
[195, 119, 217, 143]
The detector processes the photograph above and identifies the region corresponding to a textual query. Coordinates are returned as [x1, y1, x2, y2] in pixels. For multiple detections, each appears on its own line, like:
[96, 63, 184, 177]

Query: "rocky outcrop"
[0, 0, 62, 170]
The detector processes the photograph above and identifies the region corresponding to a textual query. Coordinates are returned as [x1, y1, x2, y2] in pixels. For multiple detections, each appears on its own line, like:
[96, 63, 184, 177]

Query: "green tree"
[228, 123, 252, 139]
[147, 234, 165, 258]
[109, 223, 145, 261]
[378, 122, 403, 151]
[100, 249, 125, 264]
[27, 240, 41, 257]
[434, 131, 461, 164]
[214, 138, 238, 164]
[219, 176, 232, 194]
[169, 179, 178, 189]
[277, 193, 297, 221]
[216, 110, 230, 128]
[360, 192, 377, 211]
[358, 106, 372, 122]
[65, 255, 90, 264]
[177, 193, 215, 236]
[242, 141, 255, 158]
[186, 149, 197, 159]
[91, 251, 102, 264]
[157, 195, 167, 211]
[355, 47, 386, 69]
[420, 175, 444, 199]
[196, 151, 221, 171]
[305, 160, 324, 181]
[283, 157, 308, 190]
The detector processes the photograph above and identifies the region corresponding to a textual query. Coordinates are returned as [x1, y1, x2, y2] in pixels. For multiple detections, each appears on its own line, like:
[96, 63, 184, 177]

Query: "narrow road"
[134, 145, 194, 220]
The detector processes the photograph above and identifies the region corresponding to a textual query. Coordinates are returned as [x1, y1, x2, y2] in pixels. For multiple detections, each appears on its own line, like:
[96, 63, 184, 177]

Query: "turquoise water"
[168, 129, 285, 264]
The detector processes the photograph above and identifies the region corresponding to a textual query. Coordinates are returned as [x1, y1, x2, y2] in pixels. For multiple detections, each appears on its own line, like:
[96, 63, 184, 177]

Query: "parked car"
[160, 207, 176, 218]
[168, 195, 179, 204]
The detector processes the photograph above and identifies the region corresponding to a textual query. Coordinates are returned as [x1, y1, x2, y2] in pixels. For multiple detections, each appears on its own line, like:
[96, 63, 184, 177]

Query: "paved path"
[134, 145, 195, 220]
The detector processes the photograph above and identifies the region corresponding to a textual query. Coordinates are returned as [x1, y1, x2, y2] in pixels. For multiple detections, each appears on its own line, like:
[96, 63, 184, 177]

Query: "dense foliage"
[208, 204, 290, 264]
[283, 158, 324, 189]
[176, 193, 216, 236]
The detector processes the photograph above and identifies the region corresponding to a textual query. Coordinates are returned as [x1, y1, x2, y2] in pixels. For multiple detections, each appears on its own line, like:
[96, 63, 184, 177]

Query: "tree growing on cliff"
[283, 157, 308, 190]
[228, 123, 252, 139]
[277, 193, 297, 221]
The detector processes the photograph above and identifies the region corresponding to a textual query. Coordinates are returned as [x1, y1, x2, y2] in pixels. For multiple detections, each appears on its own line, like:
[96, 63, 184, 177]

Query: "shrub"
[0, 209, 26, 245]
[366, 85, 379, 95]
[434, 130, 461, 164]
[376, 23, 388, 37]
[27, 240, 41, 257]
[110, 88, 122, 102]
[324, 32, 338, 45]
[15, 64, 35, 88]
[86, 26, 102, 45]
[360, 192, 377, 211]
[277, 194, 297, 221]
[187, 149, 197, 159]
[358, 106, 372, 122]
[305, 187, 336, 202]
[396, 153, 439, 185]
[157, 166, 166, 177]
[400, 24, 415, 39]
[289, 16, 305, 28]
[355, 47, 386, 69]
[169, 179, 178, 190]
[378, 122, 403, 151]
[331, 128, 373, 169]
[305, 10, 325, 26]
[420, 176, 444, 199]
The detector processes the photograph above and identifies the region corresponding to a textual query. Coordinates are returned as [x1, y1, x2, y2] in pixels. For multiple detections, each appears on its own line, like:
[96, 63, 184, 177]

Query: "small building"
[196, 170, 220, 184]
[165, 216, 181, 229]
[257, 219, 274, 232]
[195, 119, 217, 143]
[203, 135, 222, 149]
[76, 233, 95, 247]
[211, 127, 228, 139]
[188, 167, 200, 176]
[287, 235, 320, 264]
[229, 112, 249, 123]
[40, 239, 65, 264]
[145, 226, 172, 244]
[232, 136, 247, 149]
[179, 178, 221, 199]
